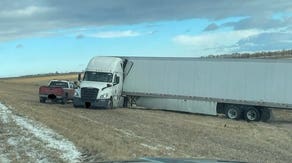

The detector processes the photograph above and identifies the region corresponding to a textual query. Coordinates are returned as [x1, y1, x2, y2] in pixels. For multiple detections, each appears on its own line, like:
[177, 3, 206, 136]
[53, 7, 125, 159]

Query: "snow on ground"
[0, 102, 82, 162]
[0, 102, 11, 123]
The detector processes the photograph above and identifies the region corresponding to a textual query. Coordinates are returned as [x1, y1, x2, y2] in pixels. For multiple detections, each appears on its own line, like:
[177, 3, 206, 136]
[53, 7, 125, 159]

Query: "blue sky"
[0, 0, 292, 77]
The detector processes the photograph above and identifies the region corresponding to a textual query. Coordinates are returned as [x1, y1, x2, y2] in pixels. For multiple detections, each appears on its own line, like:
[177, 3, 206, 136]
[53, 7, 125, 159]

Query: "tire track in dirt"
[54, 108, 181, 155]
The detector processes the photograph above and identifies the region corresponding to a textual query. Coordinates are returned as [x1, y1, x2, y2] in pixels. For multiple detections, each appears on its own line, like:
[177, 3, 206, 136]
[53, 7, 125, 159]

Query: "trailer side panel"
[135, 97, 217, 115]
[123, 58, 292, 111]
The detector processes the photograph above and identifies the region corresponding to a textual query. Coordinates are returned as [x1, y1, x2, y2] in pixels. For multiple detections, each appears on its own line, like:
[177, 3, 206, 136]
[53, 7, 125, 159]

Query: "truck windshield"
[83, 71, 113, 82]
[49, 81, 68, 88]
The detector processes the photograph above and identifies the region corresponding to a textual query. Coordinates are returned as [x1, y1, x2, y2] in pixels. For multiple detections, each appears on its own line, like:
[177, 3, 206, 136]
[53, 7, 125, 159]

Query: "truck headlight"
[100, 93, 109, 99]
[74, 89, 80, 97]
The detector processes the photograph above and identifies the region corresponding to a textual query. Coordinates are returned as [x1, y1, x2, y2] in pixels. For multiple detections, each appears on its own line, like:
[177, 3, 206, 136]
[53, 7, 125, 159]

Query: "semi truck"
[73, 56, 292, 121]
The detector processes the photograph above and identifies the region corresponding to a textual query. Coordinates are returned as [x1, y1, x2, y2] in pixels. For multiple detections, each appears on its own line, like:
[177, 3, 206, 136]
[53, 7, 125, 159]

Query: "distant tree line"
[202, 49, 292, 59]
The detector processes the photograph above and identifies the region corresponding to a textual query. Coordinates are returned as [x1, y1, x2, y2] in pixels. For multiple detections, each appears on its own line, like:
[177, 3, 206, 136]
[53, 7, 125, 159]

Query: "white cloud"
[91, 30, 141, 38]
[0, 6, 52, 18]
[173, 29, 261, 54]
[236, 30, 292, 51]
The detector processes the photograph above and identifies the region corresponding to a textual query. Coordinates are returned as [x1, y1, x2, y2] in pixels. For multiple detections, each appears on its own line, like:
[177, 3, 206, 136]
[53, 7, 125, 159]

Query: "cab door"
[113, 73, 122, 107]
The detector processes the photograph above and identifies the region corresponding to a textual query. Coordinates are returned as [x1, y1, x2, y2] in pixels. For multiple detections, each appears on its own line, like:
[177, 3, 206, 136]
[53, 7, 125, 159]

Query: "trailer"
[74, 56, 292, 122]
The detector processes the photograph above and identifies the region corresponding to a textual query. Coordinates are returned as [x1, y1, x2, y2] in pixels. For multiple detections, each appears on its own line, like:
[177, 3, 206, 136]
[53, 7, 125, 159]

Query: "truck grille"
[81, 87, 99, 102]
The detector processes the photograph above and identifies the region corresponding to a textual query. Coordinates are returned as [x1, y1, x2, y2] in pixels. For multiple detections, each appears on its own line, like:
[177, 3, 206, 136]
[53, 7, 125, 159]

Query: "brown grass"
[0, 74, 77, 85]
[0, 74, 291, 162]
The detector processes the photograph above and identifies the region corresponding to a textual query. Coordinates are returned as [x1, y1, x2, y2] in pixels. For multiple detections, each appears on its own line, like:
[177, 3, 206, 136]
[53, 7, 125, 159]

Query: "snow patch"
[13, 115, 81, 162]
[156, 144, 175, 151]
[0, 102, 81, 162]
[140, 143, 175, 151]
[115, 128, 145, 139]
[0, 103, 12, 123]
[0, 154, 10, 163]
[140, 143, 159, 150]
[7, 137, 18, 146]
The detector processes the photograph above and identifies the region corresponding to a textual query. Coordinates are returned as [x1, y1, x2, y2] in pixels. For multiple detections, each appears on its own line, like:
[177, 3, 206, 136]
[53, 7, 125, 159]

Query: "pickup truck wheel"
[61, 97, 67, 105]
[244, 107, 261, 121]
[39, 97, 46, 103]
[225, 104, 242, 120]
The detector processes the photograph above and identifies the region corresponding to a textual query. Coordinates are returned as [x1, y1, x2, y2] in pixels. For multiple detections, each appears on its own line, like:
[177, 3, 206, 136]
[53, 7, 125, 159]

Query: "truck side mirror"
[78, 73, 81, 81]
[73, 81, 79, 88]
[113, 76, 120, 86]
[107, 83, 112, 87]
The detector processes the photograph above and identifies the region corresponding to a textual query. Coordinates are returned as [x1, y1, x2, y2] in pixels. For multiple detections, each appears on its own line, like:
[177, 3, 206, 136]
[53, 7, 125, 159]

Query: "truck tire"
[61, 97, 67, 105]
[244, 107, 261, 121]
[260, 108, 271, 122]
[73, 100, 80, 108]
[225, 104, 242, 120]
[40, 97, 46, 103]
[107, 98, 113, 109]
[61, 93, 68, 105]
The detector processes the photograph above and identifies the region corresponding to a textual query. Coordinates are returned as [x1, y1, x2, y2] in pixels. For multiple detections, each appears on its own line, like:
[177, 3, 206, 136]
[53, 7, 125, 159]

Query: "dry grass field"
[0, 74, 291, 162]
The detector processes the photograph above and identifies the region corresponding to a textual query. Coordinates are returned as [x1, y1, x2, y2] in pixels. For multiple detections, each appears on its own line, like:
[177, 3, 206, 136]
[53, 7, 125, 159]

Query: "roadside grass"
[0, 74, 291, 162]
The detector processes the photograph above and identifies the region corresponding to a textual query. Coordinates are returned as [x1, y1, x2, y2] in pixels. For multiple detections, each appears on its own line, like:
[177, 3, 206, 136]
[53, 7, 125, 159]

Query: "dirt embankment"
[0, 75, 291, 163]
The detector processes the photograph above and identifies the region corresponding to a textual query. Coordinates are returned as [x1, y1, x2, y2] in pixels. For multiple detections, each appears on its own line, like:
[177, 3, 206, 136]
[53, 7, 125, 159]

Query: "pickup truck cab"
[39, 80, 76, 104]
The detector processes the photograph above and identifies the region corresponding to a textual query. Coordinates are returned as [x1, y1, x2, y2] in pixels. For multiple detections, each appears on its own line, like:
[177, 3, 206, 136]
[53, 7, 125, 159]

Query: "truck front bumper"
[73, 97, 109, 108]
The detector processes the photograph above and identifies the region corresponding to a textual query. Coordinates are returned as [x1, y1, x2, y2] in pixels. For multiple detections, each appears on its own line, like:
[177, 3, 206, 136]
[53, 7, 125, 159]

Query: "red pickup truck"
[39, 80, 76, 104]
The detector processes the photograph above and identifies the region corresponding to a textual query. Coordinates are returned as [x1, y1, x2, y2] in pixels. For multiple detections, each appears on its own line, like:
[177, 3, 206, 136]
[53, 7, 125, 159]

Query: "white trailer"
[75, 56, 292, 122]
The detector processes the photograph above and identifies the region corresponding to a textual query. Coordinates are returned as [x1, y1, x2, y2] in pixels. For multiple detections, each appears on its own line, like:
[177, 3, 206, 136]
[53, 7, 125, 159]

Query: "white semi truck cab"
[73, 57, 124, 109]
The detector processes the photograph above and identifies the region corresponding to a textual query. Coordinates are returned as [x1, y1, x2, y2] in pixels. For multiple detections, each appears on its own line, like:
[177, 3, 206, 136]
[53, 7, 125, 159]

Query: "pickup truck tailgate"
[39, 86, 64, 96]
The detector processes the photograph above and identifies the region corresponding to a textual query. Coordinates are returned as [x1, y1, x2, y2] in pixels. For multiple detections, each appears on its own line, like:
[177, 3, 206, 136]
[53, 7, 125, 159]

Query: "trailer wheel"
[244, 107, 261, 121]
[225, 104, 242, 120]
[260, 108, 271, 122]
